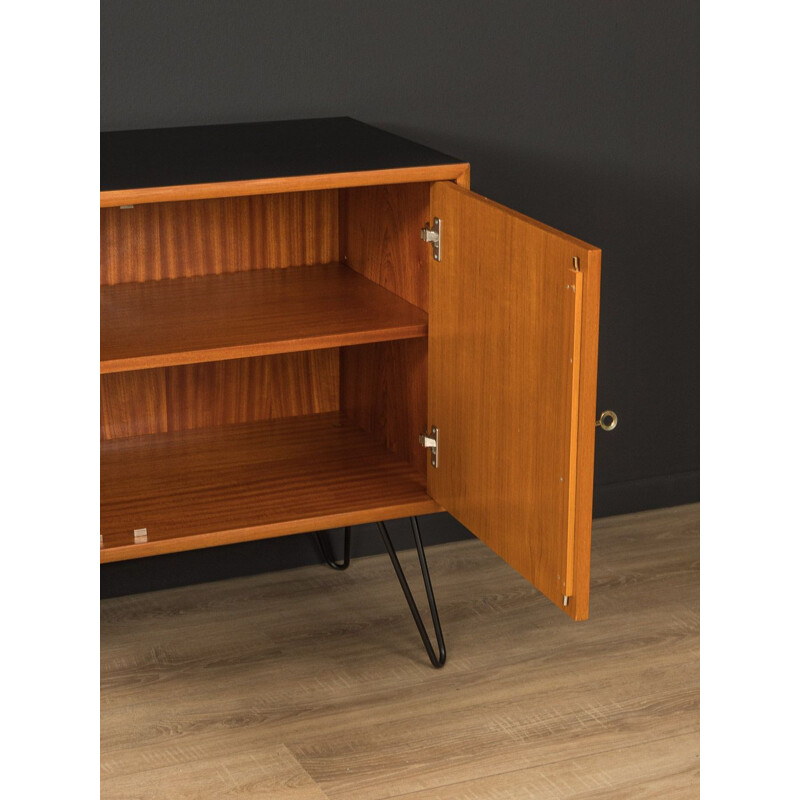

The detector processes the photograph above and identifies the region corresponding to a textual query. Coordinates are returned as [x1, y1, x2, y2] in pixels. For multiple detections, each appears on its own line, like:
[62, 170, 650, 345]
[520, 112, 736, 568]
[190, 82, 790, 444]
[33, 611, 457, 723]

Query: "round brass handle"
[595, 410, 618, 432]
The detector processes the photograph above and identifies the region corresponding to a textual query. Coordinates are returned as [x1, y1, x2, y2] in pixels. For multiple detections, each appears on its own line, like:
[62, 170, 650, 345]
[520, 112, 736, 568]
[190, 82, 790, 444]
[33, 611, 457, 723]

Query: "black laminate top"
[101, 117, 464, 191]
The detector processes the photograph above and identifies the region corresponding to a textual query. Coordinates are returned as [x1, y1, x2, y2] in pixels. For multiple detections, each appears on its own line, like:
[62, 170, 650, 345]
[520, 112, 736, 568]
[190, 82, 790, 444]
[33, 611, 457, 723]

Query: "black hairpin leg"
[377, 517, 446, 668]
[314, 526, 351, 570]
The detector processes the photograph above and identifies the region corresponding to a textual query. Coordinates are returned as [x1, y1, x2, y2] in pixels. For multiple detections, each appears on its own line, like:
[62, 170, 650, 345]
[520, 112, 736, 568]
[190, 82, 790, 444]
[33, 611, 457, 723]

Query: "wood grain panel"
[340, 339, 428, 477]
[100, 263, 428, 373]
[341, 183, 431, 309]
[99, 164, 470, 208]
[100, 369, 168, 440]
[427, 182, 601, 618]
[100, 413, 440, 560]
[100, 191, 338, 285]
[100, 351, 339, 441]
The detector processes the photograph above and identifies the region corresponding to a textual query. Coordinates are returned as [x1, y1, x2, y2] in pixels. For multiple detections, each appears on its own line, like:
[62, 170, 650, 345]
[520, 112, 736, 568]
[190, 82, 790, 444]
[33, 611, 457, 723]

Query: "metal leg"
[377, 517, 446, 668]
[314, 526, 351, 570]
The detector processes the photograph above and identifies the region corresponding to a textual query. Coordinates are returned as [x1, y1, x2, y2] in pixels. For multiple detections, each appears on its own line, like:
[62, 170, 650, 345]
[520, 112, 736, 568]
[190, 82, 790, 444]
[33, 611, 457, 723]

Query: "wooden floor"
[101, 504, 699, 799]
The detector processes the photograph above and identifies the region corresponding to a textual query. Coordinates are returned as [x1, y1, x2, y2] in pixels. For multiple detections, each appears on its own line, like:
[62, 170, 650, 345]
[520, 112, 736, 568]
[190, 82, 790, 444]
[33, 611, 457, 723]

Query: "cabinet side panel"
[100, 351, 339, 441]
[100, 191, 339, 285]
[341, 183, 430, 310]
[340, 339, 428, 478]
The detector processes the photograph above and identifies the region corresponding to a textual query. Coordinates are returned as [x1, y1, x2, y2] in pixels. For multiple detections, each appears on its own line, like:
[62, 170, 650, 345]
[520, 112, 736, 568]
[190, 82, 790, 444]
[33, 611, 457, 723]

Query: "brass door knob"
[595, 410, 618, 431]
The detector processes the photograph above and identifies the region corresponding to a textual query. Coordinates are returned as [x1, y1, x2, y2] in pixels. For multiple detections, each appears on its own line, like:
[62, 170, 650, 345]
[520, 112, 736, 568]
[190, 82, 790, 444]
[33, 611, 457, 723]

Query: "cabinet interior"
[100, 183, 439, 561]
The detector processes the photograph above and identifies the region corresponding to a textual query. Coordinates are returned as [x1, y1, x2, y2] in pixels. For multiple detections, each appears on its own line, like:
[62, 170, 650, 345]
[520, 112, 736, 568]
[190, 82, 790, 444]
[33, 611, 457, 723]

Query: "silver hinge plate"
[419, 425, 439, 468]
[421, 218, 441, 261]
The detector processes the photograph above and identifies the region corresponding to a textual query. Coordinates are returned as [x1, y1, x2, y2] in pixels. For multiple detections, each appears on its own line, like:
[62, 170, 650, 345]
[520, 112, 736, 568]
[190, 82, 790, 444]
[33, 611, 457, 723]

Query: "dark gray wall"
[101, 0, 698, 596]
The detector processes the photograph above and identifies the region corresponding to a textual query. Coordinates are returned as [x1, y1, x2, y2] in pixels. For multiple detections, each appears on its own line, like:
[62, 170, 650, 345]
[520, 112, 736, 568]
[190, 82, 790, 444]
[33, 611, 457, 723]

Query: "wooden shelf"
[101, 263, 428, 373]
[100, 413, 439, 562]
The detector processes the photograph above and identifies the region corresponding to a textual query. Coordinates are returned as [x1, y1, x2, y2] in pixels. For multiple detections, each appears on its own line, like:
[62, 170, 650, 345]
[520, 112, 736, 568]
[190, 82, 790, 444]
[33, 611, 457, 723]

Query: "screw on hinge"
[420, 218, 441, 261]
[418, 426, 439, 467]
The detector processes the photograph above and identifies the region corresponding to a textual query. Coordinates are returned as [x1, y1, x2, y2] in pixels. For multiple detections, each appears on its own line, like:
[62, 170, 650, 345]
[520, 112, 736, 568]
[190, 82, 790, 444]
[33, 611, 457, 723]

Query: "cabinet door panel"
[428, 182, 601, 619]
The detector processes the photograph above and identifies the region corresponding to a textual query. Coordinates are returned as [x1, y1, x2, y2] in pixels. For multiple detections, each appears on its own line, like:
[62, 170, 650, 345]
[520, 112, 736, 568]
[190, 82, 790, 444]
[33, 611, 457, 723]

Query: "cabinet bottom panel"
[100, 412, 439, 562]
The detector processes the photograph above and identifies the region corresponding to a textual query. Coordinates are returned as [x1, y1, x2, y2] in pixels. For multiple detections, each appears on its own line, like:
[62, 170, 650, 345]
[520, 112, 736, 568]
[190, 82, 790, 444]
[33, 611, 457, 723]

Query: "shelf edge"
[100, 164, 471, 207]
[100, 324, 428, 374]
[100, 499, 442, 563]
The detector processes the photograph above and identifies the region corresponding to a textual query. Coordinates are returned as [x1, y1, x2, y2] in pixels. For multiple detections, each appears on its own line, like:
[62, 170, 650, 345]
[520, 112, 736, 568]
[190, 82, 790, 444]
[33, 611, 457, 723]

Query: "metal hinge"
[419, 426, 439, 468]
[421, 218, 441, 261]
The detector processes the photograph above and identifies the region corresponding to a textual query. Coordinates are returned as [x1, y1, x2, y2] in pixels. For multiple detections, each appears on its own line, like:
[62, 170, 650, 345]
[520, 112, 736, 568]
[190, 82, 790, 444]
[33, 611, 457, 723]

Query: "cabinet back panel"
[101, 351, 339, 441]
[340, 339, 427, 478]
[341, 183, 430, 310]
[100, 191, 339, 285]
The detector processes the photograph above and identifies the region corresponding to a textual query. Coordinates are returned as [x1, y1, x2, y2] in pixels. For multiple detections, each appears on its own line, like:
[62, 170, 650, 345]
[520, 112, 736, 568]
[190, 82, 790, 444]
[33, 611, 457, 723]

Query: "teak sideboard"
[100, 118, 601, 622]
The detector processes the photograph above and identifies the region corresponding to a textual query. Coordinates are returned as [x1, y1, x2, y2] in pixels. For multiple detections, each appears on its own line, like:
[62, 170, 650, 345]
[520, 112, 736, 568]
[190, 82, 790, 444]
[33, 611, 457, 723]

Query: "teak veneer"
[100, 117, 601, 622]
[101, 263, 428, 373]
[101, 413, 438, 562]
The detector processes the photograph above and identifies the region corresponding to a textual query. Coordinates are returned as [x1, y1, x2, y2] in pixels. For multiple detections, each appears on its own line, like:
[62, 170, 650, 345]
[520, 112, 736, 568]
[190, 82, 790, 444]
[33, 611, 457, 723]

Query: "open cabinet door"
[427, 182, 601, 619]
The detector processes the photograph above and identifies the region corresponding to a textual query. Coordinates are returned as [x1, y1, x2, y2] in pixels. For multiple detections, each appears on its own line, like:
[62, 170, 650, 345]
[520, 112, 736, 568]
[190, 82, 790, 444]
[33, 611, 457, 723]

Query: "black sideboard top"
[101, 117, 464, 191]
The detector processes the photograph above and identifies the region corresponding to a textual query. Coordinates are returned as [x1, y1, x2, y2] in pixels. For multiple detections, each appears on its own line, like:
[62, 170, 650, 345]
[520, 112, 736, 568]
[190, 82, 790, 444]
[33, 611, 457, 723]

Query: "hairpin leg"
[377, 517, 446, 668]
[314, 526, 351, 570]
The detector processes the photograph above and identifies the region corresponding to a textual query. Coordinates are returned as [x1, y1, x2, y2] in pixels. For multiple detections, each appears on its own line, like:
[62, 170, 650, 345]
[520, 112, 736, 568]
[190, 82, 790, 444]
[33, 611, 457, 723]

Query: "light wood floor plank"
[101, 743, 330, 799]
[101, 503, 699, 798]
[388, 732, 700, 799]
